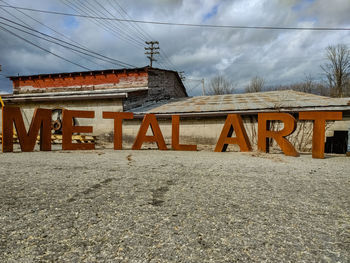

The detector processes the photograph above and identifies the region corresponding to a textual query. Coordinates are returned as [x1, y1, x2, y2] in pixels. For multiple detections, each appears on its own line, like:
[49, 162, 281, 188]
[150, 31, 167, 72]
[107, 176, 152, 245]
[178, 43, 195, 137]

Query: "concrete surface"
[0, 150, 349, 262]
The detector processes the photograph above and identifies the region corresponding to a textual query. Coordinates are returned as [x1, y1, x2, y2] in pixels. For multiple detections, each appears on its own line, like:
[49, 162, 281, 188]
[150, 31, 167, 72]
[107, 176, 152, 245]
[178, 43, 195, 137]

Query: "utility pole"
[0, 64, 4, 107]
[178, 71, 185, 81]
[145, 41, 159, 68]
[201, 78, 205, 96]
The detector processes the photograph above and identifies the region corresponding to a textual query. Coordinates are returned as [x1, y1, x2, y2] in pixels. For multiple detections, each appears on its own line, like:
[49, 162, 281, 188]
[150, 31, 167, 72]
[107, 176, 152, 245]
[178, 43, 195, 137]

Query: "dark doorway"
[325, 131, 348, 154]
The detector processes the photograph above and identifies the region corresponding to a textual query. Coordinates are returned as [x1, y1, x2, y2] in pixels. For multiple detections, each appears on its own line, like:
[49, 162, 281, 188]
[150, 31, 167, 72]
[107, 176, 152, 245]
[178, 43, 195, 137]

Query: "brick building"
[1, 67, 187, 135]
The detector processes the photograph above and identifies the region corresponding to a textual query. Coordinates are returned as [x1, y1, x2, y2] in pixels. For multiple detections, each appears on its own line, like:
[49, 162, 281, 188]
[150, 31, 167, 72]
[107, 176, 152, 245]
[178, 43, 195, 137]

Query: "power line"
[0, 7, 114, 69]
[1, 4, 349, 31]
[0, 8, 105, 69]
[106, 0, 151, 41]
[0, 1, 137, 69]
[0, 17, 135, 67]
[83, 0, 172, 71]
[0, 0, 78, 45]
[60, 0, 133, 44]
[0, 22, 128, 68]
[107, 0, 175, 69]
[59, 0, 144, 48]
[89, 0, 146, 44]
[0, 0, 106, 68]
[0, 3, 169, 71]
[59, 0, 138, 48]
[101, 0, 175, 70]
[0, 25, 91, 70]
[0, 4, 32, 27]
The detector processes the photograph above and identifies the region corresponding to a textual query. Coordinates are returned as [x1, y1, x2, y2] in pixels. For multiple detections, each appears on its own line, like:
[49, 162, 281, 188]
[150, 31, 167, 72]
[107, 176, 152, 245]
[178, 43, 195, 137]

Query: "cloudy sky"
[0, 0, 349, 95]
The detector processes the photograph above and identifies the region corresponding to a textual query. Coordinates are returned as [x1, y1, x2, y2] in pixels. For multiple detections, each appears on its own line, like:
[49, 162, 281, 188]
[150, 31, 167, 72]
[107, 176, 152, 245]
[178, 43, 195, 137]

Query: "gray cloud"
[0, 0, 349, 95]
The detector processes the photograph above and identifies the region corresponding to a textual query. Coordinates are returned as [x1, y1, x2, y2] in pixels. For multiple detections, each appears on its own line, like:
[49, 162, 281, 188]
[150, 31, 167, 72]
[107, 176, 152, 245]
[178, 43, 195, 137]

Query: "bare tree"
[245, 76, 265, 93]
[321, 44, 350, 97]
[266, 74, 329, 96]
[206, 75, 235, 95]
[299, 74, 313, 93]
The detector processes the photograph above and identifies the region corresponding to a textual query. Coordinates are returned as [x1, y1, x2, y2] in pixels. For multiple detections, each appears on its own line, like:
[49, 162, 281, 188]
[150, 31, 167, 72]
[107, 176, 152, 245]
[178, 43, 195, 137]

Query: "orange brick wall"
[12, 71, 148, 94]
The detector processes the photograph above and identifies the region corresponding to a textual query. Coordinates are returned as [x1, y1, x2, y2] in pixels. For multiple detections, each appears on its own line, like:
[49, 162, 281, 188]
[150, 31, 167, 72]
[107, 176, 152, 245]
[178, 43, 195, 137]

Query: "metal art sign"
[1, 107, 343, 159]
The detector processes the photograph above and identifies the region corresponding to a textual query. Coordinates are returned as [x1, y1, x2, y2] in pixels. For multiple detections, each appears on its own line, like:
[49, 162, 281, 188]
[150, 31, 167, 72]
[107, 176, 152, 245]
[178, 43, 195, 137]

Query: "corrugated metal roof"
[2, 87, 148, 103]
[132, 90, 350, 117]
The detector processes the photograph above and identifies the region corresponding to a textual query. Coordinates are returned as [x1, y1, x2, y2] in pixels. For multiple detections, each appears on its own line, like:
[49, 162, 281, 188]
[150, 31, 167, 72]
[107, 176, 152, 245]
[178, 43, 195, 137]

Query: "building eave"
[8, 67, 150, 81]
[1, 87, 150, 104]
[132, 106, 350, 119]
[2, 93, 128, 103]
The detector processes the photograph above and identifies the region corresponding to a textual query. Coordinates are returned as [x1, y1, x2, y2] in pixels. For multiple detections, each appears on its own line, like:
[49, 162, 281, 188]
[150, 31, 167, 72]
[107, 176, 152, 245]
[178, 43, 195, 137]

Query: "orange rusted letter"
[62, 109, 95, 150]
[172, 115, 197, 151]
[258, 113, 299, 157]
[299, 111, 342, 159]
[215, 114, 251, 152]
[132, 114, 167, 150]
[103, 112, 134, 150]
[2, 107, 51, 152]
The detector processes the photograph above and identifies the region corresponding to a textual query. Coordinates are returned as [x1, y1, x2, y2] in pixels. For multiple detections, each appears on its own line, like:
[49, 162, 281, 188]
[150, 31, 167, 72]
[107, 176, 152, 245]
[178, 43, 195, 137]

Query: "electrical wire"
[0, 4, 31, 27]
[0, 8, 110, 69]
[0, 20, 134, 68]
[0, 2, 177, 71]
[60, 0, 140, 48]
[1, 4, 349, 31]
[89, 0, 146, 44]
[103, 0, 175, 70]
[0, 25, 91, 70]
[79, 0, 145, 46]
[0, 17, 135, 67]
[59, 0, 144, 48]
[0, 0, 137, 68]
[0, 0, 105, 68]
[103, 0, 175, 69]
[60, 0, 132, 44]
[184, 81, 202, 93]
[106, 0, 151, 41]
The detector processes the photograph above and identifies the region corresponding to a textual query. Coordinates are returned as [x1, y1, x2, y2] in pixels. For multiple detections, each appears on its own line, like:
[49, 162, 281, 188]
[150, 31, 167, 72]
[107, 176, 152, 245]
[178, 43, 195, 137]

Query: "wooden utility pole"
[201, 78, 205, 96]
[145, 41, 159, 68]
[0, 64, 4, 107]
[178, 71, 185, 81]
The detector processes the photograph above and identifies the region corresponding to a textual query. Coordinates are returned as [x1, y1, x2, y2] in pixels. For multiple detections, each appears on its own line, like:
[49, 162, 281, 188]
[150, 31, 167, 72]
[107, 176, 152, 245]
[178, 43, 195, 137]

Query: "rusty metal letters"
[1, 107, 344, 158]
[2, 107, 51, 152]
[172, 115, 197, 151]
[103, 112, 134, 150]
[258, 113, 299, 157]
[132, 114, 167, 150]
[62, 109, 95, 150]
[214, 114, 251, 152]
[299, 111, 342, 158]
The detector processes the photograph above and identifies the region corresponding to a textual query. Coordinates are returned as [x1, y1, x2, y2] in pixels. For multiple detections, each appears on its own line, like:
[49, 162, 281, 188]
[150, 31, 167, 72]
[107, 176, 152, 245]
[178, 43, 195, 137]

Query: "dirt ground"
[0, 149, 349, 262]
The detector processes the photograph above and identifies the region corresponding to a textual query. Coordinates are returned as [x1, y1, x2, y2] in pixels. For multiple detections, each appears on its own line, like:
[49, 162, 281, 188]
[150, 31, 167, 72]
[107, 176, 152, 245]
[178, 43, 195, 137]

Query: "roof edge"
[8, 66, 151, 80]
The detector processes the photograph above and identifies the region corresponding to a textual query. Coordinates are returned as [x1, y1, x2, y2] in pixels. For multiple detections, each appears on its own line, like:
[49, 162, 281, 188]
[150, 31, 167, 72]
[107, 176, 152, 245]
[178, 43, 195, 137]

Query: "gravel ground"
[0, 149, 349, 262]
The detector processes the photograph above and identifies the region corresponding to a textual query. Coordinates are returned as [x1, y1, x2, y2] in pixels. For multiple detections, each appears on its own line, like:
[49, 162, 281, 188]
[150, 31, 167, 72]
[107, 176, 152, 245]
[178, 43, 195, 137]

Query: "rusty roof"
[8, 66, 180, 81]
[8, 67, 151, 80]
[132, 90, 350, 117]
[2, 87, 148, 103]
